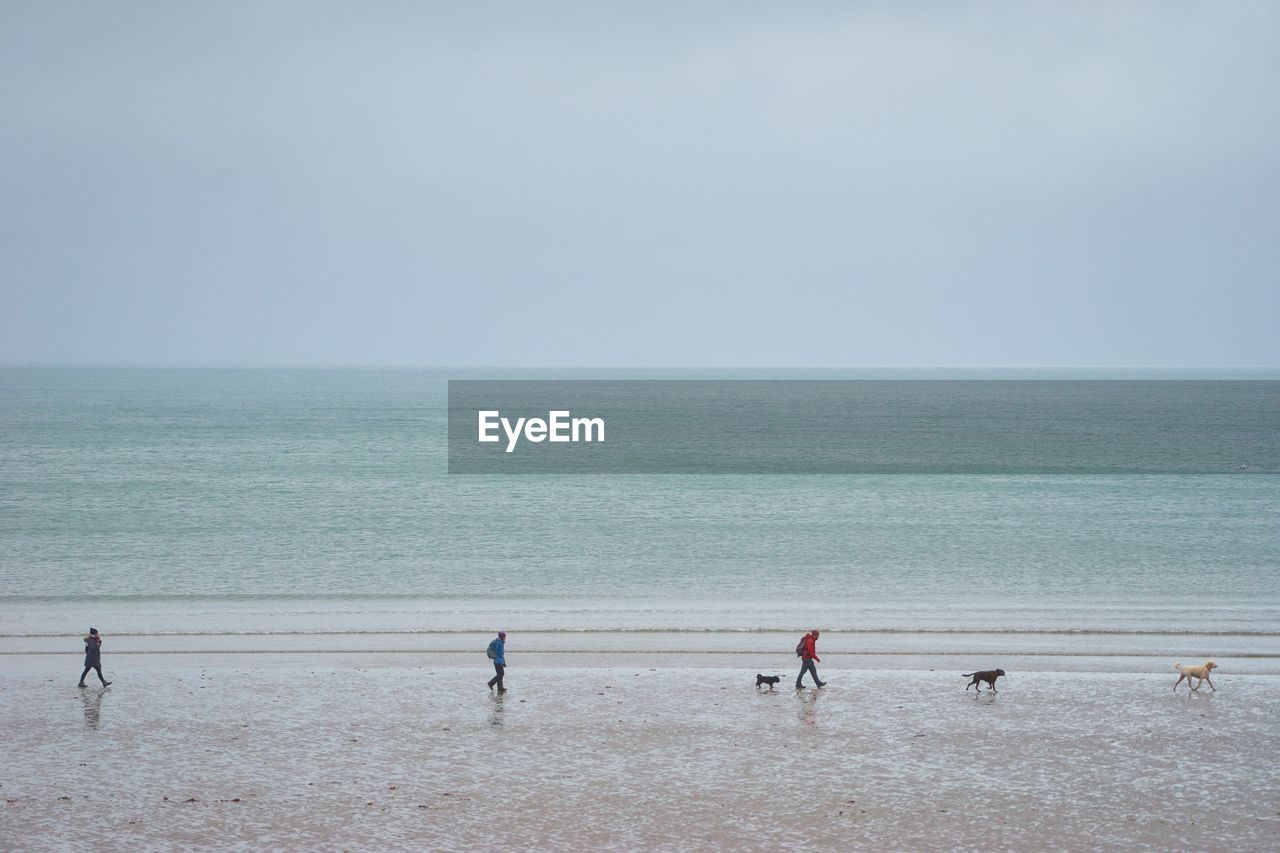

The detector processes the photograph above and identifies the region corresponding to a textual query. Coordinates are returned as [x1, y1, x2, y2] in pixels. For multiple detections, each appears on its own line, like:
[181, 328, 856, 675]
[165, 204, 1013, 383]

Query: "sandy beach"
[3, 654, 1277, 851]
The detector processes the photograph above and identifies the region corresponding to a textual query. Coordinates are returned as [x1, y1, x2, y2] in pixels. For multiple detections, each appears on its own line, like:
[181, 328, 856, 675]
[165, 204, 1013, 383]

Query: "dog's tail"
[1173, 662, 1182, 670]
[961, 672, 975, 678]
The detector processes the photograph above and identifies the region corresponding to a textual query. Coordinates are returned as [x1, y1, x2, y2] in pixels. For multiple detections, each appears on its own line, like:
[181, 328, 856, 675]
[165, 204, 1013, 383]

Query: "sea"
[2, 367, 1277, 672]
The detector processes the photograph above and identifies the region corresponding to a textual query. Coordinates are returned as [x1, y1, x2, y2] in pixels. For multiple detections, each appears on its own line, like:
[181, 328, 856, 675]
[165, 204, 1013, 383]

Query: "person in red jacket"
[796, 629, 826, 689]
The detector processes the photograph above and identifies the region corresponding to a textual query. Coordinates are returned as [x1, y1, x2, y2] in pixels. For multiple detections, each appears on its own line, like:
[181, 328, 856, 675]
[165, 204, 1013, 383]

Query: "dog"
[756, 674, 781, 689]
[963, 669, 1006, 692]
[1173, 661, 1217, 692]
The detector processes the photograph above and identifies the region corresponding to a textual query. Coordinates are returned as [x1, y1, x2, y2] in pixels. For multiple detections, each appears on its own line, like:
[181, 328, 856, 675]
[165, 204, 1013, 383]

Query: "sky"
[2, 2, 1278, 367]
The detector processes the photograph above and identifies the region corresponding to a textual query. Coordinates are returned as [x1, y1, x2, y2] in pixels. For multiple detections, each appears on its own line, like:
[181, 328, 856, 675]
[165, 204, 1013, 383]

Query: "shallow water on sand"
[4, 597, 1277, 674]
[3, 657, 1277, 851]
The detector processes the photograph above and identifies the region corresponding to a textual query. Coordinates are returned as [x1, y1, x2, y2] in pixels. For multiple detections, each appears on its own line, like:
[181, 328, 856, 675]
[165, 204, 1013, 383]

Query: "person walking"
[795, 629, 825, 689]
[486, 631, 507, 693]
[78, 628, 111, 687]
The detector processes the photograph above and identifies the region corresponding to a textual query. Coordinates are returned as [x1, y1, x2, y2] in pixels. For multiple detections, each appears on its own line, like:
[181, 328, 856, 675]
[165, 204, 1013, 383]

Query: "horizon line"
[3, 362, 1280, 376]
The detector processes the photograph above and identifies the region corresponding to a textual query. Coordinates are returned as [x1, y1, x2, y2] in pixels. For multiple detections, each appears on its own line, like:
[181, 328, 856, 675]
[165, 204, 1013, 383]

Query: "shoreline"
[5, 651, 1278, 676]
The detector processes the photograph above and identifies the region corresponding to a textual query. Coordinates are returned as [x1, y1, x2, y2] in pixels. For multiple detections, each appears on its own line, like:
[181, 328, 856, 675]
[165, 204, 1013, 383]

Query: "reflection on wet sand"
[81, 687, 106, 729]
[1176, 689, 1215, 704]
[795, 686, 822, 726]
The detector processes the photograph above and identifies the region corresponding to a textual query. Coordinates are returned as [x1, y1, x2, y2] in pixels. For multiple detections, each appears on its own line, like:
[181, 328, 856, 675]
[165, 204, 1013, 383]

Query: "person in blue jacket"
[486, 631, 507, 693]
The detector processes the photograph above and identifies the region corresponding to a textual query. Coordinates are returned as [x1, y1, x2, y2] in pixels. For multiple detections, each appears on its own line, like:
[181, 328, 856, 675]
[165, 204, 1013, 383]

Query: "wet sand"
[3, 655, 1277, 851]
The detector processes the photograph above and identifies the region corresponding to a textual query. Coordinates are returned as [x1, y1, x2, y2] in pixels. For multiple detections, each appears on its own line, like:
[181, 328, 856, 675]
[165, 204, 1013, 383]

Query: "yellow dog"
[1172, 661, 1217, 692]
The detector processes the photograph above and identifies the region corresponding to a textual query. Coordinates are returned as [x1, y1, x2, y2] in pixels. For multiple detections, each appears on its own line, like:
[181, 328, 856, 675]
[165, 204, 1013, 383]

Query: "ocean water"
[1, 368, 1277, 670]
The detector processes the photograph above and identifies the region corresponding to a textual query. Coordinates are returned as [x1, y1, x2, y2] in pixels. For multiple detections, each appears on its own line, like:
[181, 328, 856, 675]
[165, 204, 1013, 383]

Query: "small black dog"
[756, 674, 781, 689]
[963, 669, 1006, 692]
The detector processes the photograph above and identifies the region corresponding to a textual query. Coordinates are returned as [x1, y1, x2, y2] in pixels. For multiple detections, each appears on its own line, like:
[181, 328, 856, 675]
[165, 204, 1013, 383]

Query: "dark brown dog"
[963, 669, 1006, 692]
[756, 674, 781, 689]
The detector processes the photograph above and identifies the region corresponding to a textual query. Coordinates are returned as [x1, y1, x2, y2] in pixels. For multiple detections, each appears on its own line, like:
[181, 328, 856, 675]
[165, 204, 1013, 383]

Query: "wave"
[3, 627, 1278, 638]
[3, 649, 1278, 658]
[3, 595, 1278, 611]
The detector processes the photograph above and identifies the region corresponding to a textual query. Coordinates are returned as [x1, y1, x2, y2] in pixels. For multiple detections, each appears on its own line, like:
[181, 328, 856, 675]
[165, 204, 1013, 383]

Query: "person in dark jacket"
[795, 629, 825, 689]
[78, 628, 111, 687]
[487, 631, 507, 693]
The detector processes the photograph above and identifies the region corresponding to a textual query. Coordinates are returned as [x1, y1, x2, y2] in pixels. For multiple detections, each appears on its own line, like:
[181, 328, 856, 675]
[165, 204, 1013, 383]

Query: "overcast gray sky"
[2, 3, 1277, 367]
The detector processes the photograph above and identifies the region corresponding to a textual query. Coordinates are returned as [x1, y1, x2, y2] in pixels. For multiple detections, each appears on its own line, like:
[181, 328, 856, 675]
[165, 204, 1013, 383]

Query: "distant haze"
[2, 3, 1277, 367]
